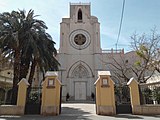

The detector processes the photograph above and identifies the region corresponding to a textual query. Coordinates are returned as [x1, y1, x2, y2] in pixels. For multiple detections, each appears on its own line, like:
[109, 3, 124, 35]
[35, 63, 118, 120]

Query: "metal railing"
[139, 82, 160, 104]
[102, 49, 124, 54]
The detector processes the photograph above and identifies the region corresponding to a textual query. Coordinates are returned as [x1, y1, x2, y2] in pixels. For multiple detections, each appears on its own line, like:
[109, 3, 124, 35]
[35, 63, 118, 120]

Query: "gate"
[25, 87, 42, 114]
[59, 86, 62, 114]
[115, 85, 132, 114]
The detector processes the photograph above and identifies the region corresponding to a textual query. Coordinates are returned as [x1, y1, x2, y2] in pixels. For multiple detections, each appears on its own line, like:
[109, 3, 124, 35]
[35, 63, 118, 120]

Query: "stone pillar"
[94, 71, 116, 115]
[17, 78, 29, 114]
[127, 77, 140, 114]
[41, 71, 61, 116]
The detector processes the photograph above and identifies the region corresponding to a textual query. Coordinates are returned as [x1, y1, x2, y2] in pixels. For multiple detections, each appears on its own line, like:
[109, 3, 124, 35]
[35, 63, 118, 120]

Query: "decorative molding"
[69, 29, 91, 50]
[67, 60, 94, 78]
[72, 64, 88, 78]
[45, 71, 58, 77]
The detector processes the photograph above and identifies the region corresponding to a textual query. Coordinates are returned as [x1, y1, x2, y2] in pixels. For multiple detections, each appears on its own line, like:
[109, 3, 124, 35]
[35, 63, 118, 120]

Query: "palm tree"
[0, 11, 23, 104]
[0, 10, 59, 104]
[27, 31, 59, 87]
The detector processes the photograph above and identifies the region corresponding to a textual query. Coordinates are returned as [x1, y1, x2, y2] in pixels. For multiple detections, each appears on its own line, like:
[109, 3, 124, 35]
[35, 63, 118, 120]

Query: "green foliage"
[142, 88, 153, 104]
[142, 88, 152, 97]
[136, 50, 144, 58]
[141, 87, 160, 104]
[136, 45, 148, 59]
[114, 86, 120, 95]
[140, 45, 148, 51]
[134, 61, 141, 67]
[0, 9, 59, 104]
[0, 9, 59, 78]
[115, 85, 130, 104]
[152, 87, 160, 102]
[28, 92, 40, 103]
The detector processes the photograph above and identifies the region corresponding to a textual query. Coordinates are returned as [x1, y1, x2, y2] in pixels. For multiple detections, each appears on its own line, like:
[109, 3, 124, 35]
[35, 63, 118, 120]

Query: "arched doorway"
[72, 64, 88, 100]
[67, 61, 94, 101]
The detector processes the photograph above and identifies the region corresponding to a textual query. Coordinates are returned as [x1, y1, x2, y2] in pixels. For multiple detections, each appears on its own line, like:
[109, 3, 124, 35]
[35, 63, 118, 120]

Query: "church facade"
[57, 3, 124, 101]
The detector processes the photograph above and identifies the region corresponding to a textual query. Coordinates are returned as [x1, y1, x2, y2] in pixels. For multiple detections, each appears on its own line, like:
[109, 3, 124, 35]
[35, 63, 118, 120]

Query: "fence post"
[17, 78, 29, 114]
[127, 77, 140, 114]
[94, 71, 116, 115]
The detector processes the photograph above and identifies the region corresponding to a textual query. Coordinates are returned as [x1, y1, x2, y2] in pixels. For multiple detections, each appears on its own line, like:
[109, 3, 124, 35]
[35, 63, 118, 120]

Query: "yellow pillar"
[17, 78, 29, 114]
[94, 71, 116, 115]
[41, 71, 61, 116]
[17, 78, 29, 106]
[127, 77, 140, 114]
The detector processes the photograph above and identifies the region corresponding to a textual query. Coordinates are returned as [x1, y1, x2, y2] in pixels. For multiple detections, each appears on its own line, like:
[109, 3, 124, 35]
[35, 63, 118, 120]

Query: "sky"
[0, 0, 160, 52]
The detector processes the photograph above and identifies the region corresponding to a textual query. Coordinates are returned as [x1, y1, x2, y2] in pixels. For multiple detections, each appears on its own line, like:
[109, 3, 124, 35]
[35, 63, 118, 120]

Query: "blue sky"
[0, 0, 160, 52]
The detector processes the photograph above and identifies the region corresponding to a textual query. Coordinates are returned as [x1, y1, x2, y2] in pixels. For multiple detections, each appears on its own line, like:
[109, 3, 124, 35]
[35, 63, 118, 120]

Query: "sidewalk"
[0, 103, 160, 120]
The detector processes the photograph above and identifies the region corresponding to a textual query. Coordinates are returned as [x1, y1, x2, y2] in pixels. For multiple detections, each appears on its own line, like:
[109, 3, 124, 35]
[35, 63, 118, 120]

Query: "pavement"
[0, 102, 160, 120]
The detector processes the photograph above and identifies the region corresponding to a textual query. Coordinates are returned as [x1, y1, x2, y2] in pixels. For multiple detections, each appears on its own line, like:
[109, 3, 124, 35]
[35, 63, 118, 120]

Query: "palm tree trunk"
[19, 57, 30, 80]
[19, 49, 32, 80]
[28, 58, 37, 85]
[27, 58, 37, 98]
[11, 49, 21, 105]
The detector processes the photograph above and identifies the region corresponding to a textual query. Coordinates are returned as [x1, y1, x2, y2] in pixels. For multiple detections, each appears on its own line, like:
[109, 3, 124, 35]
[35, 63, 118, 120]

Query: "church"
[57, 3, 124, 101]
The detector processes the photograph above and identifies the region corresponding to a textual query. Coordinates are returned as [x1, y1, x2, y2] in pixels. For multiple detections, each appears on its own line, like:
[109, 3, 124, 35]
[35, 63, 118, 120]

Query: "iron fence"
[139, 82, 160, 104]
[115, 85, 131, 104]
[25, 86, 42, 114]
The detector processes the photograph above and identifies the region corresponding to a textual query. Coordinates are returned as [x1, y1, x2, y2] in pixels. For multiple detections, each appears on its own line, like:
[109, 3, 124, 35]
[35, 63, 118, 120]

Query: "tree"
[102, 28, 160, 84]
[131, 28, 160, 81]
[102, 53, 131, 84]
[103, 49, 154, 84]
[0, 9, 59, 104]
[27, 32, 59, 89]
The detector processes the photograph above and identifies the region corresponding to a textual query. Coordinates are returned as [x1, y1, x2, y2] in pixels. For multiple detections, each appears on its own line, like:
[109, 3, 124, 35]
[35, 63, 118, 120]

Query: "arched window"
[78, 9, 82, 21]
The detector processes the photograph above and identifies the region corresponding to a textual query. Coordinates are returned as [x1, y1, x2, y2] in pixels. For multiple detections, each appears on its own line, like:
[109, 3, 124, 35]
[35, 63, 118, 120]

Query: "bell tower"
[58, 3, 102, 101]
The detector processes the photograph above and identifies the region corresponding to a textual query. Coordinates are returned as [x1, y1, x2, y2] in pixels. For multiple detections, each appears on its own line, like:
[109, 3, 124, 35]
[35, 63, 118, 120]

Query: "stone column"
[94, 71, 116, 115]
